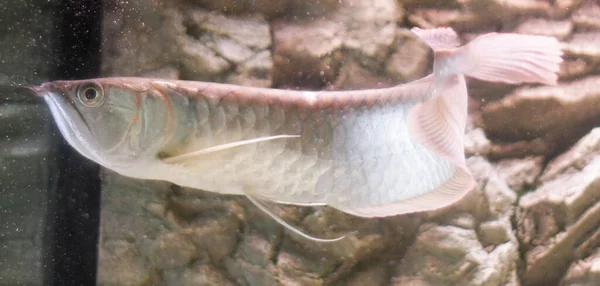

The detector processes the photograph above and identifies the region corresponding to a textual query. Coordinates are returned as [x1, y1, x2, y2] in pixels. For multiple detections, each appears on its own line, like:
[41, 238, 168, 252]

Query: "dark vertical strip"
[44, 1, 103, 286]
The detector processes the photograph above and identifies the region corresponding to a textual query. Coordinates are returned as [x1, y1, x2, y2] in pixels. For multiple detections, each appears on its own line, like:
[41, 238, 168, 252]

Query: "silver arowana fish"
[30, 27, 562, 242]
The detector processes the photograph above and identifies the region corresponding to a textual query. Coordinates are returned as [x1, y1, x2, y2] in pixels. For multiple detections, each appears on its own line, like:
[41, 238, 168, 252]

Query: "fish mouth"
[43, 91, 105, 165]
[25, 82, 62, 97]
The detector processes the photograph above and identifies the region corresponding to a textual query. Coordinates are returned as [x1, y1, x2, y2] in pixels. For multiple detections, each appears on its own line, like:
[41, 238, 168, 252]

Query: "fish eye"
[77, 82, 105, 107]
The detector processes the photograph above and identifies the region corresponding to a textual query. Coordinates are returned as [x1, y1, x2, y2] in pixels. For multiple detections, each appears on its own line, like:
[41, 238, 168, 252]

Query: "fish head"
[29, 78, 160, 169]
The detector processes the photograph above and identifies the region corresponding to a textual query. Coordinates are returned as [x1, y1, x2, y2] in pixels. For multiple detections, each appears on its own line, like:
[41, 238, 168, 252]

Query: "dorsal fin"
[244, 192, 346, 243]
[411, 27, 460, 51]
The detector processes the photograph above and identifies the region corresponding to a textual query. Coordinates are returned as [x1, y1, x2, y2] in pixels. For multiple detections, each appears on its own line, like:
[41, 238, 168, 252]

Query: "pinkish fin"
[244, 192, 346, 243]
[407, 76, 469, 168]
[162, 135, 300, 164]
[457, 32, 563, 85]
[411, 27, 460, 50]
[344, 167, 474, 217]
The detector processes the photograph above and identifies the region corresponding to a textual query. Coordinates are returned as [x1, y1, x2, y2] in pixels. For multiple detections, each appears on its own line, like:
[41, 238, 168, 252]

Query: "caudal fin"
[455, 32, 563, 85]
[411, 27, 563, 86]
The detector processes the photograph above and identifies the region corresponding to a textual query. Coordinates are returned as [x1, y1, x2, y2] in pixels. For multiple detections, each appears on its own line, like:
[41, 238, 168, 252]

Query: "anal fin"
[344, 167, 474, 217]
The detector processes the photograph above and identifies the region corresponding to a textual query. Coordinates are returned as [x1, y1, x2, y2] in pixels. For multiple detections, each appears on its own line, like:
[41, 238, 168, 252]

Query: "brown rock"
[439, 213, 478, 230]
[179, 9, 272, 82]
[496, 0, 551, 14]
[408, 9, 490, 33]
[101, 1, 181, 76]
[517, 128, 600, 285]
[463, 0, 551, 17]
[559, 32, 600, 77]
[516, 18, 573, 39]
[190, 0, 293, 17]
[478, 216, 512, 247]
[385, 28, 432, 83]
[227, 50, 273, 87]
[223, 230, 334, 285]
[418, 158, 520, 283]
[179, 37, 232, 77]
[468, 156, 517, 217]
[572, 2, 600, 31]
[147, 232, 198, 269]
[139, 65, 180, 79]
[487, 138, 550, 160]
[102, 1, 273, 85]
[163, 262, 235, 286]
[464, 127, 492, 157]
[97, 239, 154, 286]
[97, 171, 173, 285]
[345, 262, 389, 286]
[285, 0, 341, 18]
[409, 0, 552, 33]
[330, 60, 394, 90]
[563, 33, 600, 60]
[276, 246, 338, 278]
[494, 156, 544, 193]
[190, 0, 249, 14]
[519, 202, 600, 285]
[391, 223, 519, 286]
[401, 0, 460, 9]
[541, 127, 600, 182]
[187, 218, 239, 262]
[559, 57, 597, 80]
[480, 76, 600, 156]
[272, 0, 401, 88]
[520, 155, 600, 226]
[224, 256, 281, 285]
[236, 232, 273, 267]
[560, 248, 600, 286]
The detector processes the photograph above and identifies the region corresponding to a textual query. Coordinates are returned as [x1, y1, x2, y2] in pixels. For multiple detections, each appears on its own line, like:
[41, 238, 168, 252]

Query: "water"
[2, 1, 599, 286]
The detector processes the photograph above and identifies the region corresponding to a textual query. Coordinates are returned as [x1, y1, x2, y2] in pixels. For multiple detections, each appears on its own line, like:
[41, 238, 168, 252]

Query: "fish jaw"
[33, 83, 125, 169]
[43, 91, 106, 164]
[29, 82, 100, 163]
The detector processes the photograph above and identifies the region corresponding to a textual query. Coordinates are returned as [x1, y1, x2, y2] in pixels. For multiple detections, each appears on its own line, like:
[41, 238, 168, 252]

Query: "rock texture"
[96, 0, 600, 285]
[271, 0, 404, 89]
[517, 128, 600, 286]
[479, 76, 600, 158]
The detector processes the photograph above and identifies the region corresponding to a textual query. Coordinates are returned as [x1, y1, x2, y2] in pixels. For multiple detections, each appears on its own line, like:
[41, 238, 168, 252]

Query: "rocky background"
[97, 0, 600, 285]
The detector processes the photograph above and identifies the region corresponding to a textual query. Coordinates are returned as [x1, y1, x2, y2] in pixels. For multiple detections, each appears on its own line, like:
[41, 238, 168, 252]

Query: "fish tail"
[413, 27, 563, 85]
[460, 32, 562, 85]
[357, 27, 563, 218]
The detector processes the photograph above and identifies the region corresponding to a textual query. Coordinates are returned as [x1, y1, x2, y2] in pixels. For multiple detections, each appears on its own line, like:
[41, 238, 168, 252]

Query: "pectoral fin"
[162, 135, 300, 164]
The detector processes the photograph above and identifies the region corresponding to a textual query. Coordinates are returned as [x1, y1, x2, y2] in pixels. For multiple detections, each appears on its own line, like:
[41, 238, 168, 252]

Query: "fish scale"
[164, 84, 456, 209]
